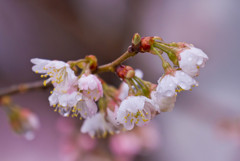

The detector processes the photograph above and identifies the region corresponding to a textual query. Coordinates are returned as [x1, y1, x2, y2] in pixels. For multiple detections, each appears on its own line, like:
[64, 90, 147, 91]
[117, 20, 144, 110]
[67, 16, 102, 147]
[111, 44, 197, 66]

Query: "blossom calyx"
[85, 55, 98, 71]
[139, 37, 154, 53]
[116, 65, 135, 79]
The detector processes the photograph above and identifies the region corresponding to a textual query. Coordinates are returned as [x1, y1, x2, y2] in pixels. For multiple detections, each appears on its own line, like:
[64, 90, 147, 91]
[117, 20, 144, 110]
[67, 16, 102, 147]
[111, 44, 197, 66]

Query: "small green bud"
[132, 33, 141, 46]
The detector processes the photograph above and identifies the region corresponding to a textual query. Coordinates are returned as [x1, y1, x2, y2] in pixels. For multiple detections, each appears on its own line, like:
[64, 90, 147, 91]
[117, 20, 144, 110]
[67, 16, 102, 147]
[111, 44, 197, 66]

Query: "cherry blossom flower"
[151, 91, 176, 112]
[81, 113, 115, 138]
[117, 96, 156, 130]
[178, 46, 208, 77]
[157, 70, 198, 97]
[49, 91, 81, 108]
[47, 75, 83, 117]
[78, 74, 103, 101]
[31, 58, 76, 87]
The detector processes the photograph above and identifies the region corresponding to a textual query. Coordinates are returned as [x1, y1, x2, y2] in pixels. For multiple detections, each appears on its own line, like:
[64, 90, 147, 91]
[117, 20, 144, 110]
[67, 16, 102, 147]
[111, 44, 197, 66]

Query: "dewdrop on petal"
[117, 96, 156, 130]
[151, 91, 176, 112]
[178, 45, 208, 77]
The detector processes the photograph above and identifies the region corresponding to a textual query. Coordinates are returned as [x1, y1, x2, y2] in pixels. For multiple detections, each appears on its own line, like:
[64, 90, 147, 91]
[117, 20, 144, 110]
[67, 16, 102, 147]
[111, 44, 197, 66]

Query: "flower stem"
[94, 50, 137, 73]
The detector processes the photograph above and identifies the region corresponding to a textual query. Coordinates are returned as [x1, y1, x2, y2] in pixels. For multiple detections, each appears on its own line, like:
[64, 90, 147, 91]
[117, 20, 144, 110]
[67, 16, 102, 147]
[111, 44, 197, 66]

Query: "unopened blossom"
[9, 108, 40, 140]
[157, 70, 198, 97]
[117, 96, 155, 130]
[151, 91, 176, 112]
[78, 74, 103, 101]
[178, 45, 208, 77]
[81, 113, 115, 138]
[31, 58, 76, 87]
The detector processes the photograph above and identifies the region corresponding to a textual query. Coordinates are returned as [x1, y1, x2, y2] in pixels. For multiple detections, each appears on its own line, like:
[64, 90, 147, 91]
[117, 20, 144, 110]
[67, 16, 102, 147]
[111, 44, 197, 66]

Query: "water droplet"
[59, 108, 71, 117]
[197, 59, 203, 66]
[179, 82, 187, 89]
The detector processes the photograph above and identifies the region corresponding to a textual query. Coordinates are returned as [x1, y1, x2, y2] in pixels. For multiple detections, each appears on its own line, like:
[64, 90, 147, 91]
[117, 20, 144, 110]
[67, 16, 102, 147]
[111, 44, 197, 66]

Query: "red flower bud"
[85, 55, 98, 71]
[139, 37, 154, 52]
[116, 65, 135, 79]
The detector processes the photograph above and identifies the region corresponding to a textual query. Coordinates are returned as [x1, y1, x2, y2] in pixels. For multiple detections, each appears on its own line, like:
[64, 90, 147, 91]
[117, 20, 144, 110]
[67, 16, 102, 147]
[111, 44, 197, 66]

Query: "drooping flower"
[178, 45, 208, 77]
[81, 113, 115, 138]
[31, 58, 76, 87]
[151, 91, 176, 112]
[117, 96, 156, 130]
[78, 74, 103, 101]
[157, 70, 198, 97]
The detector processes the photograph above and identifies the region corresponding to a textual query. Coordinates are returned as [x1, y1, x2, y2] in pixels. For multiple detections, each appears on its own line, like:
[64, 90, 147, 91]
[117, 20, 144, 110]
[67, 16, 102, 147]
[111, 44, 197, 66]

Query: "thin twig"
[94, 50, 137, 73]
[0, 80, 50, 97]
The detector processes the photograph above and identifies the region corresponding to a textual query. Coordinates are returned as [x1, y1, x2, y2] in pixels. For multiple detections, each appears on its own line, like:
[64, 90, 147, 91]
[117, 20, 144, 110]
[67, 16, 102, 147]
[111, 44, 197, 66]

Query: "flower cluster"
[31, 33, 208, 138]
[31, 58, 103, 119]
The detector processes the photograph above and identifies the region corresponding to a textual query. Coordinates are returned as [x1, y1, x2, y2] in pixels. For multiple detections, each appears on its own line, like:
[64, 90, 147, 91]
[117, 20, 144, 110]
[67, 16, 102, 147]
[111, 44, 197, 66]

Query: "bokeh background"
[0, 0, 240, 161]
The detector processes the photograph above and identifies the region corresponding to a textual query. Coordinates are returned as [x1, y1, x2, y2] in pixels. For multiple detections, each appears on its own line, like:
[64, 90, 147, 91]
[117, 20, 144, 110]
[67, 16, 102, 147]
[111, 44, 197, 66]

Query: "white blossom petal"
[135, 69, 144, 79]
[75, 98, 98, 119]
[151, 91, 176, 112]
[179, 47, 208, 77]
[118, 82, 129, 101]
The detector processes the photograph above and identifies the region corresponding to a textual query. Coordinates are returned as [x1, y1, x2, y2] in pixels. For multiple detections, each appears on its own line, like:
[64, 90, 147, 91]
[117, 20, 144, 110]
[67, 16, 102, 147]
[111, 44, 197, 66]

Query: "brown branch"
[94, 49, 137, 73]
[0, 80, 50, 97]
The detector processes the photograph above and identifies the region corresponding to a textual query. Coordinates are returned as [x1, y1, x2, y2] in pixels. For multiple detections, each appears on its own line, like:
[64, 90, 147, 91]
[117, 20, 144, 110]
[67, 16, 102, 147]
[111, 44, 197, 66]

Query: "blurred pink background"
[0, 0, 240, 161]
